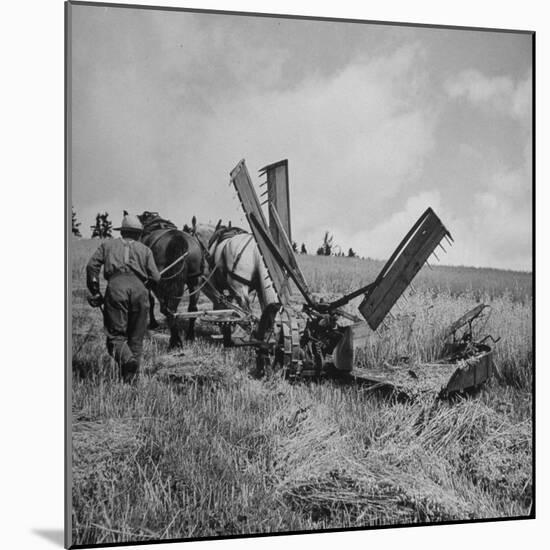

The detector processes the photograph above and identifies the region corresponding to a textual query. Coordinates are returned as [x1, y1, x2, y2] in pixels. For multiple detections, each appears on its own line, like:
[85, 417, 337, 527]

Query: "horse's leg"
[228, 280, 251, 313]
[201, 265, 232, 313]
[201, 284, 222, 310]
[148, 290, 159, 330]
[200, 265, 243, 346]
[186, 279, 199, 341]
[167, 307, 183, 349]
[159, 294, 183, 349]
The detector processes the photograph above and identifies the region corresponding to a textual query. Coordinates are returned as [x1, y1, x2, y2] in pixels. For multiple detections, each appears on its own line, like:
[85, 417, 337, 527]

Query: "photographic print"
[66, 1, 534, 547]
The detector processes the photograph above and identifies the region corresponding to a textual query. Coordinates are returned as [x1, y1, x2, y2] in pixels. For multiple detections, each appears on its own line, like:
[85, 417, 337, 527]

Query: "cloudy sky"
[69, 4, 532, 270]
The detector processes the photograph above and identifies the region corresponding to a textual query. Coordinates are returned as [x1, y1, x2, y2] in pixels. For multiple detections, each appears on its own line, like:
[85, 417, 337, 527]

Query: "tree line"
[72, 207, 113, 239]
[290, 231, 356, 257]
[72, 209, 358, 257]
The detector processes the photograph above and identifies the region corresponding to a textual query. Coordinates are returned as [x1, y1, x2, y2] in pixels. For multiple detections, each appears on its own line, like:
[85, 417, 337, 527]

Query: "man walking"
[86, 212, 161, 382]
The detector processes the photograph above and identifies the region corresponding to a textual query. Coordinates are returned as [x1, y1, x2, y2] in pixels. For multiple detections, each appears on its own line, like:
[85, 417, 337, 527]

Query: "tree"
[100, 213, 113, 238]
[72, 206, 81, 237]
[292, 241, 298, 253]
[316, 231, 334, 256]
[90, 214, 101, 238]
[347, 248, 356, 258]
[300, 243, 307, 255]
[90, 212, 113, 239]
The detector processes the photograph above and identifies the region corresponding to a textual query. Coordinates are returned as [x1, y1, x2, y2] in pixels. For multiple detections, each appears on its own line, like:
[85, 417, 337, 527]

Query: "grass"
[70, 238, 533, 545]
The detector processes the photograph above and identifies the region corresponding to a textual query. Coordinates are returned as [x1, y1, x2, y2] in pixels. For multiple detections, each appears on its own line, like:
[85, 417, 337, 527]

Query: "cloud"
[328, 190, 442, 261]
[444, 70, 532, 126]
[450, 192, 531, 271]
[184, 44, 437, 240]
[74, 32, 438, 259]
[439, 69, 532, 270]
[70, 9, 531, 270]
[328, 176, 531, 272]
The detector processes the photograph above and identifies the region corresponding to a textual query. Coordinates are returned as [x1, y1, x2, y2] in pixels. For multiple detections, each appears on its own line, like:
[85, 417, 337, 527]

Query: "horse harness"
[191, 226, 255, 293]
[207, 226, 248, 249]
[215, 233, 255, 288]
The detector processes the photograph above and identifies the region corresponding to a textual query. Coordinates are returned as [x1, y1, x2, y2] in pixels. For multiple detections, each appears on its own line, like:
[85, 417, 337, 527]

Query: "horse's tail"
[142, 230, 181, 272]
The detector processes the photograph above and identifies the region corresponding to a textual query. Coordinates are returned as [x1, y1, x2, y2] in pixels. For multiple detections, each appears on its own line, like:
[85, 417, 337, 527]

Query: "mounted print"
[66, 1, 534, 548]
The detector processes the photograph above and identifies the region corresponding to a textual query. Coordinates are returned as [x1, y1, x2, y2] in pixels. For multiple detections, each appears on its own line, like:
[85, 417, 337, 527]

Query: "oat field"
[69, 238, 533, 546]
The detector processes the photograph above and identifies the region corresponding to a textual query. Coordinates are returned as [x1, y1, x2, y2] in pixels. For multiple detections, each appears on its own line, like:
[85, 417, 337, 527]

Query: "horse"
[138, 211, 204, 348]
[185, 216, 279, 318]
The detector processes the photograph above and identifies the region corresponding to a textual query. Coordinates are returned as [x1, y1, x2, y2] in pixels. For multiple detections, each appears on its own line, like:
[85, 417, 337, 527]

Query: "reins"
[150, 228, 218, 300]
[159, 252, 189, 280]
[187, 264, 219, 297]
[144, 229, 190, 282]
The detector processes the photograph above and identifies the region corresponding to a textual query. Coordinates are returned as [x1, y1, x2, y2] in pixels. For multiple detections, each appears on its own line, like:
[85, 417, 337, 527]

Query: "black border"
[531, 30, 536, 519]
[68, 0, 534, 34]
[65, 1, 72, 547]
[70, 514, 534, 550]
[65, 2, 536, 548]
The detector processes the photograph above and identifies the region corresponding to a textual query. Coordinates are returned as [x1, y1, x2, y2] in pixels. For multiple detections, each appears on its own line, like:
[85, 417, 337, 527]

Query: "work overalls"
[103, 241, 149, 380]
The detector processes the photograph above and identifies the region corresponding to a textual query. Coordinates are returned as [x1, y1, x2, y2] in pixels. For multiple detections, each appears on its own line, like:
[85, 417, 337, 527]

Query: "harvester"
[229, 159, 497, 398]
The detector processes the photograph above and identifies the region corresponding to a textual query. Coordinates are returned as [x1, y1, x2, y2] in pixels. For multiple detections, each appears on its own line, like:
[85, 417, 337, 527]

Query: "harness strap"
[187, 264, 219, 297]
[159, 252, 189, 280]
[199, 230, 255, 287]
[229, 237, 253, 286]
[228, 270, 253, 287]
[230, 235, 253, 275]
[203, 275, 257, 320]
[154, 264, 219, 301]
[144, 229, 196, 281]
[195, 234, 214, 269]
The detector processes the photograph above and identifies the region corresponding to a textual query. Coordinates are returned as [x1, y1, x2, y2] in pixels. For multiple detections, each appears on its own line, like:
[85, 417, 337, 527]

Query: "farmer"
[86, 212, 161, 382]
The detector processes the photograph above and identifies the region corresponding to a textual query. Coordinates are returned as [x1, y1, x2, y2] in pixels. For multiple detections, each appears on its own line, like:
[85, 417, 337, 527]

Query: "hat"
[114, 212, 143, 232]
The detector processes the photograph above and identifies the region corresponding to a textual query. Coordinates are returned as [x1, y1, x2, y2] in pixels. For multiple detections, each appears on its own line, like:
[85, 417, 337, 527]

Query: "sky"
[69, 5, 533, 270]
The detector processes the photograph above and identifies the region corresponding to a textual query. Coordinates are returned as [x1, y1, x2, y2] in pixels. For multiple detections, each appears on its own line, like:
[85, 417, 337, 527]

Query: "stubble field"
[70, 238, 533, 546]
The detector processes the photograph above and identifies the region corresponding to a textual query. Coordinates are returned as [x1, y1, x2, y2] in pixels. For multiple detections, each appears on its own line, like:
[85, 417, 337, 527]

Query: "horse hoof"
[169, 339, 184, 350]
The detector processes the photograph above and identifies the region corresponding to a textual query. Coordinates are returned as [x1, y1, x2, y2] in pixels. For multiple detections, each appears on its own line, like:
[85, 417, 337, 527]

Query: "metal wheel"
[253, 305, 303, 378]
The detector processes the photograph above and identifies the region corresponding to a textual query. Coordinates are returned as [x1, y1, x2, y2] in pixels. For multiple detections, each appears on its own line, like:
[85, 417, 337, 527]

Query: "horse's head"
[183, 215, 198, 235]
[186, 216, 220, 250]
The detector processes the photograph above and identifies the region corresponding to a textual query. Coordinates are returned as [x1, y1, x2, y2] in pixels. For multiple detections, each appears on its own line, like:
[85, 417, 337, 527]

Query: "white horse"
[186, 218, 279, 315]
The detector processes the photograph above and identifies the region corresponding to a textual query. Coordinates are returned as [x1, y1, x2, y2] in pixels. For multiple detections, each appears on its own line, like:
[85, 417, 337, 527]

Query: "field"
[70, 238, 533, 546]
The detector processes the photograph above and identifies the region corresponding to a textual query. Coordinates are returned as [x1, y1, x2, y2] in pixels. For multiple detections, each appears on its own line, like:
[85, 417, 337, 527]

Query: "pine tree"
[347, 248, 356, 258]
[100, 212, 113, 238]
[90, 213, 102, 238]
[300, 243, 307, 255]
[292, 241, 298, 253]
[71, 206, 81, 237]
[90, 212, 113, 238]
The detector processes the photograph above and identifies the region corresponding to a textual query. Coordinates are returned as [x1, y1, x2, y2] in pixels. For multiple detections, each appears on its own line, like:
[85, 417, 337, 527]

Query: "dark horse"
[138, 211, 204, 347]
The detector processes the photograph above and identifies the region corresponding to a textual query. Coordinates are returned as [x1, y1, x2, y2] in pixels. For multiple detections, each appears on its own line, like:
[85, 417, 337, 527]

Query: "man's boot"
[121, 358, 139, 383]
